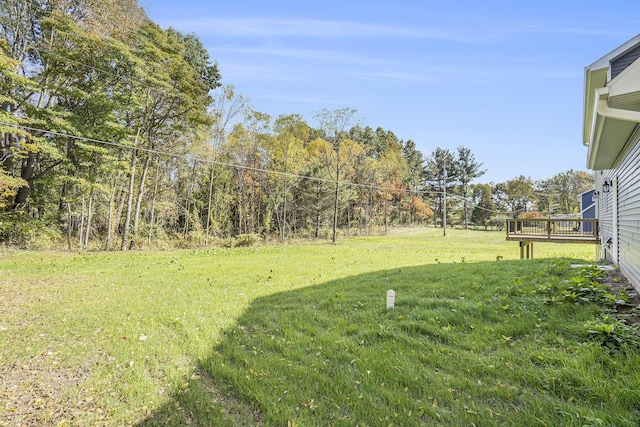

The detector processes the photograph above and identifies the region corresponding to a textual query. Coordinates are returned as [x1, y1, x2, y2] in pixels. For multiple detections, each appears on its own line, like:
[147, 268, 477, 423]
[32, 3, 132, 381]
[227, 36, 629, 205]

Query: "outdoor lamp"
[602, 179, 612, 193]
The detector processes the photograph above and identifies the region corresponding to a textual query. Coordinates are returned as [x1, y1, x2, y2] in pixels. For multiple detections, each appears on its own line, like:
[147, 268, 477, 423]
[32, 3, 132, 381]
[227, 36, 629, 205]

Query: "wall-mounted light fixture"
[592, 190, 599, 202]
[602, 179, 613, 193]
[606, 237, 613, 249]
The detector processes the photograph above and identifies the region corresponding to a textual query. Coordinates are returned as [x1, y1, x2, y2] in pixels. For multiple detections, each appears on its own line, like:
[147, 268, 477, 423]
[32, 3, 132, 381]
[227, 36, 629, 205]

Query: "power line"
[12, 41, 564, 214]
[2, 122, 527, 216]
[0, 121, 522, 215]
[3, 122, 527, 216]
[5, 10, 538, 219]
[1, 121, 445, 196]
[447, 194, 523, 216]
[7, 31, 457, 199]
[9, 42, 444, 196]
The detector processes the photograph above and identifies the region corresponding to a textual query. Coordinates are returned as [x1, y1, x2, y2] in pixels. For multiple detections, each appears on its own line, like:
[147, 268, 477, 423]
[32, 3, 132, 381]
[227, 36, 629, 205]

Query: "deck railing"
[506, 218, 599, 240]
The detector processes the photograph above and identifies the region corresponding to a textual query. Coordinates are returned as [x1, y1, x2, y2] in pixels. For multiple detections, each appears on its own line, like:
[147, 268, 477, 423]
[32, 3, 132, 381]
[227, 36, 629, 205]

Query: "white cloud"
[163, 17, 498, 43]
[214, 45, 382, 65]
[163, 16, 630, 45]
[257, 92, 349, 105]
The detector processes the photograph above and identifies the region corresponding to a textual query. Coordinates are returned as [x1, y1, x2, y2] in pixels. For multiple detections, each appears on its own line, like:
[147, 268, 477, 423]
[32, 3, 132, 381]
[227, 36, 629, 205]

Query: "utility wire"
[1, 122, 525, 215]
[11, 35, 501, 202]
[1, 121, 446, 196]
[5, 17, 530, 218]
[7, 11, 552, 218]
[12, 42, 443, 196]
[447, 194, 524, 216]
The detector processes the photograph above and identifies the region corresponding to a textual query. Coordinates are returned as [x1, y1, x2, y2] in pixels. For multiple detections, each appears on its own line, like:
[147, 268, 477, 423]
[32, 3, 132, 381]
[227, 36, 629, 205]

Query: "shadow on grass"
[136, 257, 624, 426]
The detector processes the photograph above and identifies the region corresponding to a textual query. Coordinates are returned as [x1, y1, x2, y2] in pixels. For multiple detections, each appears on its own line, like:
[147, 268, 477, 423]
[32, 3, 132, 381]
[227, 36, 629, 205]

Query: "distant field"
[4, 228, 638, 426]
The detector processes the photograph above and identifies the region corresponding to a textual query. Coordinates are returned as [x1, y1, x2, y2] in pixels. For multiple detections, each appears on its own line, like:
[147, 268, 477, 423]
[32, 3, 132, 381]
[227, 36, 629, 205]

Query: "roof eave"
[587, 86, 640, 170]
[583, 34, 640, 146]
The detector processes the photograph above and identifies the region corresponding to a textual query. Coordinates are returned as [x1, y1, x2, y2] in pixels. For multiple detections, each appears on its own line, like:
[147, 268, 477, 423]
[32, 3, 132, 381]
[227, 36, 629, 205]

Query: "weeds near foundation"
[541, 264, 640, 352]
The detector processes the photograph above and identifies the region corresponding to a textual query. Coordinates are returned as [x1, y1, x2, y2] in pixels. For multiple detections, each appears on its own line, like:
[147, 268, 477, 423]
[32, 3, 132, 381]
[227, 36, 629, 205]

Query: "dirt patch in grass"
[1, 356, 101, 426]
[1, 280, 100, 425]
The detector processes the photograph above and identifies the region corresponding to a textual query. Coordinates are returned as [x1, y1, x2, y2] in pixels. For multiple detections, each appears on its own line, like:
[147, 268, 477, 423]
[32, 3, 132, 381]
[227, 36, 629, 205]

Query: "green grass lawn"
[1, 228, 638, 426]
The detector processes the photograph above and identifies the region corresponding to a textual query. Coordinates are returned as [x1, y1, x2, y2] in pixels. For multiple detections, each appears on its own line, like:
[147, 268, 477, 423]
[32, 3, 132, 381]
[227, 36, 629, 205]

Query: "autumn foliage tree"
[0, 1, 594, 249]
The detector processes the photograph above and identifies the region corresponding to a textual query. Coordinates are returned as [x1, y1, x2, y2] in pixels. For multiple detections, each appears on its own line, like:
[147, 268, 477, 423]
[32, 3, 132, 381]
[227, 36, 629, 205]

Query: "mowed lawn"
[2, 228, 638, 426]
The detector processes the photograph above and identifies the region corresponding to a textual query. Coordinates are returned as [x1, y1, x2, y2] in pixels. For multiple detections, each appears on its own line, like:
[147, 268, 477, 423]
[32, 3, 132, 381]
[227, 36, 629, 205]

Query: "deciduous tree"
[313, 107, 361, 243]
[471, 183, 495, 229]
[494, 175, 535, 216]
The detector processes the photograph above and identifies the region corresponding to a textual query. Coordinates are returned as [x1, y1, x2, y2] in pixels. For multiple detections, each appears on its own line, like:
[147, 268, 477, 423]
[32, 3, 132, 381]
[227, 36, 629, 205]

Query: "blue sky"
[146, 0, 640, 183]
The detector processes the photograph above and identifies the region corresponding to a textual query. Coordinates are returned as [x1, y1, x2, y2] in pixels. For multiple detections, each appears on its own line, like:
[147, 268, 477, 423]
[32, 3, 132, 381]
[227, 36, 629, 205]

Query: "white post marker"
[386, 290, 395, 310]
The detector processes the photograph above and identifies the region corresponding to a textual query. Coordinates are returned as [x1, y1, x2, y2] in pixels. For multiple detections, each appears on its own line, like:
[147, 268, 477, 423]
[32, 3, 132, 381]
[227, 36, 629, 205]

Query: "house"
[579, 189, 596, 233]
[583, 34, 640, 290]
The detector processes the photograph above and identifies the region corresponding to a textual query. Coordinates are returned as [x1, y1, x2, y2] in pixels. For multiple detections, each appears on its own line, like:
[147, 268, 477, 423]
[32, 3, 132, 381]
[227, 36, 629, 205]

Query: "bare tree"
[205, 85, 247, 244]
[313, 107, 361, 243]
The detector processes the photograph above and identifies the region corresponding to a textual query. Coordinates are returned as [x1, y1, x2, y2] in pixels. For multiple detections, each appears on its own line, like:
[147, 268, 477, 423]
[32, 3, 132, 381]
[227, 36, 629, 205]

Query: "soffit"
[585, 42, 640, 170]
[583, 34, 640, 145]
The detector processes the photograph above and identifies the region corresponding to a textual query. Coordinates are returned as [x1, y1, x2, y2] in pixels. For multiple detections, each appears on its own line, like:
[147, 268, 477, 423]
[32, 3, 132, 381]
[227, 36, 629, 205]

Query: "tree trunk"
[358, 197, 364, 236]
[205, 164, 215, 245]
[464, 198, 469, 230]
[346, 202, 351, 238]
[105, 178, 118, 250]
[84, 189, 94, 251]
[236, 169, 245, 235]
[183, 162, 197, 237]
[384, 193, 388, 235]
[78, 193, 85, 247]
[249, 174, 257, 234]
[148, 161, 160, 245]
[274, 199, 283, 241]
[58, 181, 67, 219]
[315, 182, 322, 239]
[121, 148, 137, 250]
[183, 187, 192, 237]
[12, 150, 36, 209]
[133, 153, 151, 238]
[66, 202, 72, 251]
[443, 169, 447, 236]
[368, 191, 374, 236]
[1, 125, 15, 172]
[331, 145, 341, 244]
[114, 187, 126, 239]
[280, 178, 288, 242]
[332, 180, 339, 243]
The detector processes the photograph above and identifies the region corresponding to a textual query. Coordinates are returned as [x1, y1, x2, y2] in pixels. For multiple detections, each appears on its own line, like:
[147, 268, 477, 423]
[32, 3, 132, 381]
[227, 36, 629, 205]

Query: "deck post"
[520, 241, 523, 259]
[519, 241, 534, 259]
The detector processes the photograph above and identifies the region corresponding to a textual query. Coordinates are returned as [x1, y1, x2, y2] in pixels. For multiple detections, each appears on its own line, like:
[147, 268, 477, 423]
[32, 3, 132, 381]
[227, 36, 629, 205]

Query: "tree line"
[0, 0, 593, 250]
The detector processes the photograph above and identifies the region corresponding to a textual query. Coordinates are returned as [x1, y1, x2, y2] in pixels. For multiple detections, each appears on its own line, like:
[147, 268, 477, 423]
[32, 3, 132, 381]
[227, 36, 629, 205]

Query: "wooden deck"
[505, 219, 599, 258]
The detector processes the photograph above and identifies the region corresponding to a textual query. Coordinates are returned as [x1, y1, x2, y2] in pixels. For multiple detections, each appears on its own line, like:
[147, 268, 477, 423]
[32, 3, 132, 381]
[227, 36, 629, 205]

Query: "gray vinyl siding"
[596, 172, 614, 256]
[611, 44, 640, 80]
[615, 137, 640, 288]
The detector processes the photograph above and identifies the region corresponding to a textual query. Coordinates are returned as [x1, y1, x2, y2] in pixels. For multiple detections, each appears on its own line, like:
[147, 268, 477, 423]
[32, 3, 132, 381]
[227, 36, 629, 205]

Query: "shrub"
[234, 233, 261, 247]
[487, 215, 507, 231]
[0, 216, 63, 249]
[518, 211, 543, 219]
